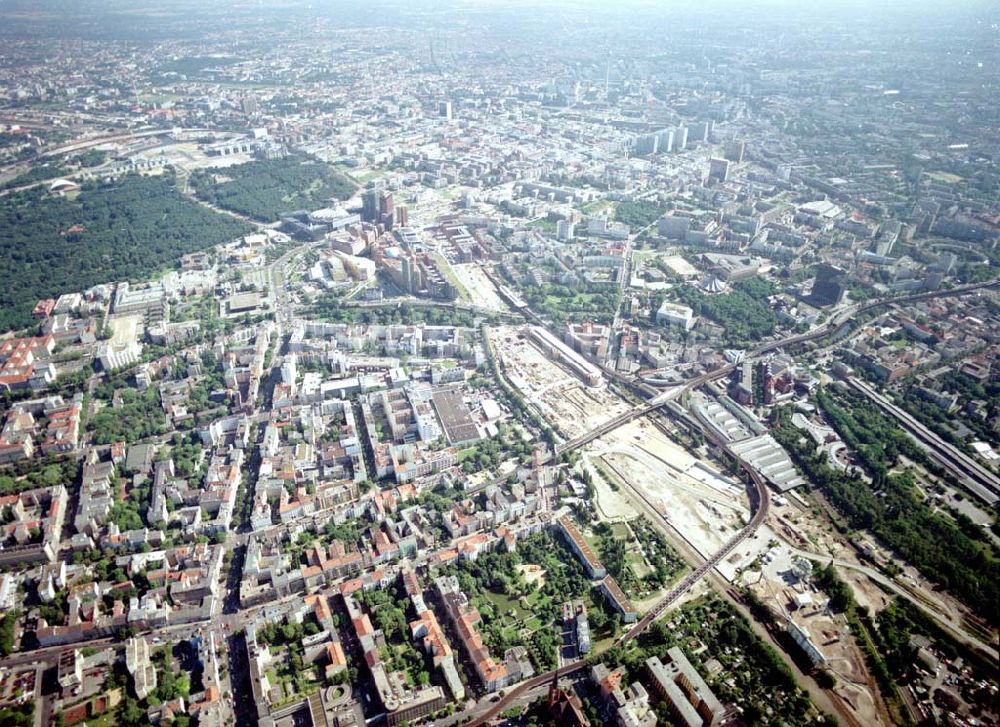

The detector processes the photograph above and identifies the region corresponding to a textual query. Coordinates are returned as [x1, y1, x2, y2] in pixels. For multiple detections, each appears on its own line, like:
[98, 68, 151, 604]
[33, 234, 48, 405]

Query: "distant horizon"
[1, 0, 997, 42]
[0, 0, 997, 722]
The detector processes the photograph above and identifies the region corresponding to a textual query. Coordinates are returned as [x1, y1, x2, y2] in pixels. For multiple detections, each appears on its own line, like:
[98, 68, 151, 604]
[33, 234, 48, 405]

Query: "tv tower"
[605, 51, 611, 98]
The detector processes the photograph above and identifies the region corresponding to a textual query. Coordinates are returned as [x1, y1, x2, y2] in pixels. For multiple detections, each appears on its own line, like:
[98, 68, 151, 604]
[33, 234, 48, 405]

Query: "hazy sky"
[0, 0, 997, 44]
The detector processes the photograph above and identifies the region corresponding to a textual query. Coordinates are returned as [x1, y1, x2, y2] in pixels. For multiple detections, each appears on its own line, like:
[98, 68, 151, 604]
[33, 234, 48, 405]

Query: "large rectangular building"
[431, 387, 481, 445]
[656, 301, 695, 331]
[598, 575, 636, 623]
[708, 158, 730, 184]
[645, 649, 724, 727]
[556, 516, 606, 579]
[529, 326, 602, 387]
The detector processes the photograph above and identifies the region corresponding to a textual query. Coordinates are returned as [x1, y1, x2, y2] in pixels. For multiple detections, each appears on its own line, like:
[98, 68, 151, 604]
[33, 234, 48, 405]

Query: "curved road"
[785, 545, 998, 664]
[555, 280, 1000, 456]
[466, 279, 999, 726]
[466, 413, 772, 726]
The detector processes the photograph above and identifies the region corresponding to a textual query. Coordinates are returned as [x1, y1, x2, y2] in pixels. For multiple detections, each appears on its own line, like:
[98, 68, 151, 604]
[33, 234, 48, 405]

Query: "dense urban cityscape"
[0, 1, 997, 726]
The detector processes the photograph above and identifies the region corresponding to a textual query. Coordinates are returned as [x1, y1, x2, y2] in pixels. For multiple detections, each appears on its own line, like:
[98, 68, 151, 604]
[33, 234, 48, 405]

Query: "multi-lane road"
[844, 376, 999, 505]
[1, 243, 995, 725]
[463, 278, 1000, 726]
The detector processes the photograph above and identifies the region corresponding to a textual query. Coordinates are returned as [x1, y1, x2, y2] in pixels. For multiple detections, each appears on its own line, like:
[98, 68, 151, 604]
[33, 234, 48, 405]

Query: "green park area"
[437, 532, 624, 671]
[614, 200, 666, 229]
[669, 277, 779, 345]
[255, 617, 329, 705]
[591, 517, 687, 601]
[599, 594, 827, 726]
[519, 281, 619, 324]
[190, 155, 356, 222]
[0, 172, 251, 331]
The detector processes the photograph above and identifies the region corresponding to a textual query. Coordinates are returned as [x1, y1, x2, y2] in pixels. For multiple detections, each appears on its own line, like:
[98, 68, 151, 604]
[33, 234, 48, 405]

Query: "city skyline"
[0, 2, 996, 727]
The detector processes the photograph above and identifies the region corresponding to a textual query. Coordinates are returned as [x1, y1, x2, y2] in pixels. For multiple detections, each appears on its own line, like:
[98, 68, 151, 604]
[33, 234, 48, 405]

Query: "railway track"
[464, 278, 999, 727]
[843, 376, 999, 505]
[466, 405, 771, 727]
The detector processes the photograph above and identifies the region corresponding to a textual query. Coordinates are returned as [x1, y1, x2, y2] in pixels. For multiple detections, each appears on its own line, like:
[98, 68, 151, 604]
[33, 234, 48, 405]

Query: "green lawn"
[583, 532, 602, 553]
[138, 93, 183, 104]
[528, 218, 557, 234]
[522, 616, 543, 631]
[484, 589, 526, 619]
[612, 522, 631, 540]
[349, 168, 387, 184]
[627, 552, 653, 579]
[579, 200, 615, 216]
[925, 171, 962, 184]
[431, 253, 471, 301]
[83, 712, 117, 727]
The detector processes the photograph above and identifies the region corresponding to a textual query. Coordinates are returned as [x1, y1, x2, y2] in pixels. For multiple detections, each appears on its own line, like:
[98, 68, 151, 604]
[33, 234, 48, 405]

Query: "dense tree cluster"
[627, 518, 686, 590]
[440, 532, 593, 671]
[256, 618, 309, 647]
[190, 155, 356, 222]
[599, 594, 818, 726]
[108, 493, 146, 532]
[520, 282, 619, 325]
[307, 296, 479, 328]
[108, 644, 194, 727]
[168, 433, 203, 481]
[598, 527, 631, 586]
[875, 599, 934, 680]
[37, 589, 69, 626]
[813, 562, 854, 614]
[88, 386, 168, 445]
[772, 393, 999, 624]
[672, 278, 778, 345]
[0, 702, 33, 727]
[75, 149, 108, 168]
[0, 610, 18, 656]
[458, 425, 536, 474]
[152, 646, 191, 702]
[613, 201, 666, 229]
[0, 173, 251, 330]
[319, 517, 365, 546]
[0, 457, 77, 496]
[354, 585, 430, 686]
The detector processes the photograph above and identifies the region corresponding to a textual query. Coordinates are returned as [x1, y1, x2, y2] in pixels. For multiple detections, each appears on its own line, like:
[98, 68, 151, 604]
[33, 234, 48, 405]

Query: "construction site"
[489, 325, 631, 440]
[452, 263, 507, 312]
